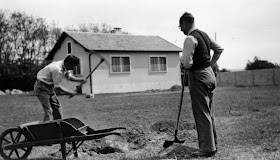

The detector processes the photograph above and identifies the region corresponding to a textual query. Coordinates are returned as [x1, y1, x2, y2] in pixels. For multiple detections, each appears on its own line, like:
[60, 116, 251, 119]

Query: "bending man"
[34, 55, 86, 121]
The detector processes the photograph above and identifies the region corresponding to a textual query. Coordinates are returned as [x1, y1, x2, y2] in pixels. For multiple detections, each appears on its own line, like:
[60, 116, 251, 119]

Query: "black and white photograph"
[0, 0, 280, 159]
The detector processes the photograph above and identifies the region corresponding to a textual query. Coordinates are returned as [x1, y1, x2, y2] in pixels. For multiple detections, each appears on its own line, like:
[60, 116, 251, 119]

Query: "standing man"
[34, 55, 86, 121]
[179, 12, 224, 158]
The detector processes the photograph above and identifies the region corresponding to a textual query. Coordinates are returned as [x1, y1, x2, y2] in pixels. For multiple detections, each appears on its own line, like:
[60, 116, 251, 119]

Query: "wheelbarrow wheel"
[0, 128, 32, 160]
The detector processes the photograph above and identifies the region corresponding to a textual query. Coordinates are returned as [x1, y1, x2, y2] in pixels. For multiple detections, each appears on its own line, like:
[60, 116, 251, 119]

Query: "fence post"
[252, 70, 255, 86]
[235, 72, 237, 87]
[218, 71, 221, 84]
[273, 68, 276, 86]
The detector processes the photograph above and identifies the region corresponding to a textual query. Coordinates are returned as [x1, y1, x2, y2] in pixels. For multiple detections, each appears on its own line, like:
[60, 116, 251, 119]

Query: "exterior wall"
[275, 68, 280, 85]
[52, 36, 89, 92]
[217, 68, 280, 87]
[253, 69, 274, 86]
[89, 52, 181, 94]
[217, 72, 235, 86]
[236, 70, 253, 86]
[52, 36, 181, 94]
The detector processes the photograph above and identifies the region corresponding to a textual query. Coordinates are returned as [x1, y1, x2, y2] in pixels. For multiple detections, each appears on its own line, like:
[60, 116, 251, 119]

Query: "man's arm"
[211, 54, 221, 67]
[181, 36, 197, 69]
[210, 37, 224, 67]
[66, 72, 87, 83]
[52, 70, 77, 95]
[54, 84, 77, 95]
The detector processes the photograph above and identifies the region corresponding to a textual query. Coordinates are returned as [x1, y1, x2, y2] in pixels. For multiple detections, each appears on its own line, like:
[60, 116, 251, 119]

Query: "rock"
[5, 89, 10, 94]
[0, 90, 6, 96]
[86, 94, 95, 98]
[11, 89, 23, 94]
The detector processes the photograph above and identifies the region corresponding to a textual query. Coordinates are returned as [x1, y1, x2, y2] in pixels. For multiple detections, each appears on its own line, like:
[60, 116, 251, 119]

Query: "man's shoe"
[189, 150, 217, 158]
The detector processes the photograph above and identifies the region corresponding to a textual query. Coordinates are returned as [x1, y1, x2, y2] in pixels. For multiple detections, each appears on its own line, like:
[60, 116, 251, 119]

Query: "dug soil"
[48, 120, 196, 160]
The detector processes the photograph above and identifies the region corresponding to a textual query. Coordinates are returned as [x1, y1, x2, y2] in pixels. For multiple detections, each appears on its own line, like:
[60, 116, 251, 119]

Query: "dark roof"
[47, 31, 182, 60]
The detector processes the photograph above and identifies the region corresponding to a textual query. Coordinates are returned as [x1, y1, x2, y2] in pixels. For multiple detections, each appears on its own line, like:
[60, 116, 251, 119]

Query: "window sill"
[110, 72, 131, 75]
[149, 71, 167, 73]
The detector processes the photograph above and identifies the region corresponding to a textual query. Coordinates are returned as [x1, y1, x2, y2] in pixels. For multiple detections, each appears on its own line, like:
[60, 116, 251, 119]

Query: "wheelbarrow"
[0, 118, 126, 160]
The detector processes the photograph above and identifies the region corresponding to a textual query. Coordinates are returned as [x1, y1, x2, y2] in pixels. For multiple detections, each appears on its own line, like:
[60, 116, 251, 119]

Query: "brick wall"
[217, 68, 280, 87]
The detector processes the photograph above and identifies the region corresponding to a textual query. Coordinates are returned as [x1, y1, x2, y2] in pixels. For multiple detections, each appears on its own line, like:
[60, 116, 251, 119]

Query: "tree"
[220, 68, 230, 72]
[0, 10, 13, 64]
[47, 21, 62, 60]
[9, 11, 50, 64]
[245, 56, 279, 70]
[0, 10, 62, 91]
[0, 9, 131, 91]
[0, 10, 61, 64]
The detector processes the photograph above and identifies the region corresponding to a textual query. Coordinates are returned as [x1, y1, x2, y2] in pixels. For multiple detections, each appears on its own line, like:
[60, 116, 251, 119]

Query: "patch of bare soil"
[48, 121, 196, 160]
[150, 120, 195, 134]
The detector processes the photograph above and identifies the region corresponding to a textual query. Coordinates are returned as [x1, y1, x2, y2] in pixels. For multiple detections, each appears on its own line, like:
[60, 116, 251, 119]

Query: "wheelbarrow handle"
[87, 127, 126, 135]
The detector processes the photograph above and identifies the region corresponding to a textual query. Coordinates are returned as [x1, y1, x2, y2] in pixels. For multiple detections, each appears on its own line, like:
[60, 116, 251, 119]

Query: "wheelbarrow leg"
[72, 141, 78, 158]
[60, 142, 67, 160]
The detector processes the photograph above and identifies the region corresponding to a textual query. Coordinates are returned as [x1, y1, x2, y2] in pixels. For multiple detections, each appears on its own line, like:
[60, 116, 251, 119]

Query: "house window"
[110, 56, 130, 73]
[67, 42, 72, 54]
[149, 56, 167, 72]
[73, 57, 82, 75]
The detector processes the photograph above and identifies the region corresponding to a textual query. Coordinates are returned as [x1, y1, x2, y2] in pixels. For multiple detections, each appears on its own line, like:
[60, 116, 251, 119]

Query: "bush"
[245, 56, 279, 70]
[0, 62, 46, 91]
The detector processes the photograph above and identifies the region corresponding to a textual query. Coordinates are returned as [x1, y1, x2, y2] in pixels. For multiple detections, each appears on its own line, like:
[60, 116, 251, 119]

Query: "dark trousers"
[188, 66, 217, 152]
[34, 80, 62, 121]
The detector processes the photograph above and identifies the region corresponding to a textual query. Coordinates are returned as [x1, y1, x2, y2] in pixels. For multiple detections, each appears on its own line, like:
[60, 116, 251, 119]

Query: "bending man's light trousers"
[34, 80, 63, 121]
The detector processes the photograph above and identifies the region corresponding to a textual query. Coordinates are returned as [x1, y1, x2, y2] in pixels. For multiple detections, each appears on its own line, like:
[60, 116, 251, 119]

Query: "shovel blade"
[163, 137, 185, 148]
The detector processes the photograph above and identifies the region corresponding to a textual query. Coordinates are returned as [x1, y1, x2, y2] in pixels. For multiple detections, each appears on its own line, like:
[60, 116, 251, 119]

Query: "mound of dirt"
[168, 85, 182, 91]
[49, 127, 149, 157]
[115, 127, 148, 150]
[150, 120, 195, 134]
[48, 123, 195, 159]
[143, 85, 183, 93]
[90, 145, 123, 154]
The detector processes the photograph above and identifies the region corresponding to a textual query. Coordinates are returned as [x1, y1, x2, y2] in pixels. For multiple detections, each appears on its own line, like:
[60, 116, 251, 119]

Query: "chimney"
[111, 27, 122, 34]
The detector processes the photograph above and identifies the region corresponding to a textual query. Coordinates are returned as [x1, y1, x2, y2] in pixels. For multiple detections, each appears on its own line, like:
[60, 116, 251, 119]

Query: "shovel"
[69, 58, 104, 98]
[163, 69, 187, 148]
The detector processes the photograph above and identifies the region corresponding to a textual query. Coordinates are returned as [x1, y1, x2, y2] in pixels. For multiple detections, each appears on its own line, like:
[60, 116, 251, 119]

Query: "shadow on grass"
[162, 145, 197, 160]
[121, 145, 197, 160]
[28, 158, 61, 160]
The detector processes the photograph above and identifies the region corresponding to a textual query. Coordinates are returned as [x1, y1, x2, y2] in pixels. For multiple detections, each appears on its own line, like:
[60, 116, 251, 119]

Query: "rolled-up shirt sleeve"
[210, 37, 224, 55]
[181, 36, 197, 69]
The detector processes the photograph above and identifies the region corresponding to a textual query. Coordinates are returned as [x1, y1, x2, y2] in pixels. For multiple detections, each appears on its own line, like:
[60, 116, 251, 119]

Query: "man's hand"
[80, 79, 87, 85]
[75, 85, 82, 92]
[68, 79, 86, 98]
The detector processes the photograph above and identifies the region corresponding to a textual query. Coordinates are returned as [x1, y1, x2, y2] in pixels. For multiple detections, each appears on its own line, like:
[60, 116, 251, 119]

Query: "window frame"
[67, 41, 72, 54]
[72, 56, 83, 76]
[149, 55, 168, 73]
[109, 55, 131, 74]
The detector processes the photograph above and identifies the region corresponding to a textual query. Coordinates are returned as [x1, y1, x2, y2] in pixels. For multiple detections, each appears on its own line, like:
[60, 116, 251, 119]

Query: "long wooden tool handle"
[75, 58, 104, 89]
[85, 58, 105, 80]
[174, 69, 187, 136]
[69, 58, 104, 98]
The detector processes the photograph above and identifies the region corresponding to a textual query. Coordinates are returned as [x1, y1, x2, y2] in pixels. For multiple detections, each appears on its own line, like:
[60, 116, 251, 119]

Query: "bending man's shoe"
[189, 150, 217, 158]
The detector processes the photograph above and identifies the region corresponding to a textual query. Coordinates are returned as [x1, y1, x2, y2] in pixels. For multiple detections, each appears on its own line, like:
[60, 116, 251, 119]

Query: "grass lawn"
[0, 86, 280, 160]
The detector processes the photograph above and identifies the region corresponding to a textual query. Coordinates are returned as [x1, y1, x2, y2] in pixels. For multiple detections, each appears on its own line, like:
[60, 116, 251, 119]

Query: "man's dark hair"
[64, 55, 80, 66]
[179, 12, 195, 25]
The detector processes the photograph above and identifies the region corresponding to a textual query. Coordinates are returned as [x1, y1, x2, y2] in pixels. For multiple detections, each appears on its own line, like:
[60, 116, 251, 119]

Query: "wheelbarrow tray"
[0, 118, 125, 160]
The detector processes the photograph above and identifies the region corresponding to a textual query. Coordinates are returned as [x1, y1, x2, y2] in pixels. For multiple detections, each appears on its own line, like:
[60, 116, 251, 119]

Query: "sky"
[1, 0, 280, 70]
